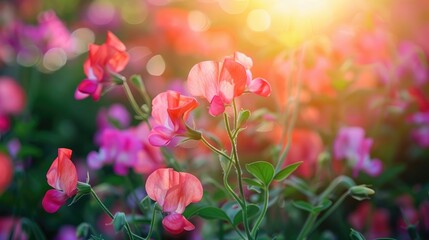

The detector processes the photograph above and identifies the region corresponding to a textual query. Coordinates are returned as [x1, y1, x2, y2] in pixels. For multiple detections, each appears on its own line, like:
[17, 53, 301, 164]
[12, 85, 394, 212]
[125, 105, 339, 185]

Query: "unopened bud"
[112, 212, 127, 232]
[350, 185, 375, 201]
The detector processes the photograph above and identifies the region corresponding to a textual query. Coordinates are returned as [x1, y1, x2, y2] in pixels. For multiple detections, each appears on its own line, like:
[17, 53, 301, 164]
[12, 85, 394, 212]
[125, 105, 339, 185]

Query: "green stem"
[90, 189, 139, 240]
[123, 80, 147, 118]
[250, 187, 269, 238]
[201, 136, 231, 161]
[310, 191, 350, 235]
[296, 212, 318, 240]
[224, 112, 252, 240]
[317, 176, 355, 202]
[144, 206, 158, 240]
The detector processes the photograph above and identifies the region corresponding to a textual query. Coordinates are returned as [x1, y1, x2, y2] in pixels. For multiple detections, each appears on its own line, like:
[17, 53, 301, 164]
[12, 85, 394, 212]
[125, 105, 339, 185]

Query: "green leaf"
[246, 161, 275, 186]
[349, 228, 366, 240]
[20, 218, 46, 240]
[274, 161, 303, 181]
[313, 199, 332, 213]
[140, 196, 151, 210]
[243, 178, 264, 188]
[233, 204, 260, 226]
[292, 200, 314, 213]
[194, 207, 230, 222]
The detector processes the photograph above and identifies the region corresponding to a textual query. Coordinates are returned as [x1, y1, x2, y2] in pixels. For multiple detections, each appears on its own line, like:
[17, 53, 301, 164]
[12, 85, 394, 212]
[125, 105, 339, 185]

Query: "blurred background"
[0, 0, 429, 239]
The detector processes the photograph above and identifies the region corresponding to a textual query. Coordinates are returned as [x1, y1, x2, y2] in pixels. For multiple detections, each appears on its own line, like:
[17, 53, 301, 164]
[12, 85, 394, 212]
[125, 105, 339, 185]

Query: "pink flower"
[230, 52, 271, 97]
[145, 168, 203, 235]
[149, 90, 199, 146]
[88, 123, 164, 175]
[42, 148, 78, 213]
[187, 57, 247, 116]
[0, 77, 26, 116]
[75, 31, 129, 101]
[0, 153, 13, 194]
[334, 127, 382, 177]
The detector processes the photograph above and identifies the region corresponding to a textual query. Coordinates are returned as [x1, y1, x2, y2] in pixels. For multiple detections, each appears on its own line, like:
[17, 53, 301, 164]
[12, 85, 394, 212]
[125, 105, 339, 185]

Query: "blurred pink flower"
[348, 202, 391, 239]
[75, 31, 129, 101]
[0, 217, 27, 240]
[334, 127, 382, 177]
[0, 77, 26, 116]
[95, 104, 131, 144]
[42, 148, 77, 213]
[88, 123, 164, 175]
[187, 57, 247, 116]
[54, 225, 77, 240]
[149, 90, 199, 146]
[0, 153, 13, 195]
[145, 168, 203, 235]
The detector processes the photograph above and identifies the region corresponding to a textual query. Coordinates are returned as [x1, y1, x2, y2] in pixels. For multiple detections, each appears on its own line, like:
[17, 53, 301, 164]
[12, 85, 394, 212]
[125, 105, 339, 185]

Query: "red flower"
[75, 32, 129, 101]
[149, 90, 199, 146]
[145, 168, 203, 235]
[42, 148, 78, 213]
[187, 57, 247, 116]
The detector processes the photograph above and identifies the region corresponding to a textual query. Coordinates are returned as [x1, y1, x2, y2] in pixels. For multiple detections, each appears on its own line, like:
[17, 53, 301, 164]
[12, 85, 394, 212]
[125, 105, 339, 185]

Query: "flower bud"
[112, 212, 127, 232]
[350, 185, 375, 201]
[77, 181, 91, 195]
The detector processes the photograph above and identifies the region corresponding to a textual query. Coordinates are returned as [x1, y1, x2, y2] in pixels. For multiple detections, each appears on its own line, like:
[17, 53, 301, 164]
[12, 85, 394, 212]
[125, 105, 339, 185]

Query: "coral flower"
[149, 90, 199, 146]
[230, 52, 271, 97]
[42, 148, 78, 213]
[187, 57, 247, 116]
[75, 31, 129, 101]
[145, 168, 203, 235]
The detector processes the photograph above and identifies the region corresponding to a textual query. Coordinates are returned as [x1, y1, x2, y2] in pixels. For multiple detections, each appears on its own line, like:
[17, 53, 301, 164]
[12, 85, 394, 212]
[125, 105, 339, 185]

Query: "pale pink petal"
[209, 95, 225, 116]
[162, 213, 195, 235]
[145, 168, 177, 207]
[148, 126, 175, 147]
[42, 189, 68, 213]
[248, 78, 271, 97]
[233, 51, 253, 70]
[187, 61, 219, 102]
[162, 171, 203, 214]
[74, 89, 89, 100]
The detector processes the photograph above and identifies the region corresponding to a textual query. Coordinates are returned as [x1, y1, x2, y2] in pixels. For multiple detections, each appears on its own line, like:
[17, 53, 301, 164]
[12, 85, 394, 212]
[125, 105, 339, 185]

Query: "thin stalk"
[224, 112, 252, 240]
[201, 136, 231, 161]
[123, 80, 147, 118]
[144, 206, 157, 240]
[251, 187, 269, 238]
[90, 189, 139, 240]
[296, 212, 318, 240]
[310, 191, 350, 235]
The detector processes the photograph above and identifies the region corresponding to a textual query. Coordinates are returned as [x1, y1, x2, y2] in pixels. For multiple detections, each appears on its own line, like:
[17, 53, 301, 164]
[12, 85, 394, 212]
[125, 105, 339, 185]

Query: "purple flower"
[334, 127, 382, 177]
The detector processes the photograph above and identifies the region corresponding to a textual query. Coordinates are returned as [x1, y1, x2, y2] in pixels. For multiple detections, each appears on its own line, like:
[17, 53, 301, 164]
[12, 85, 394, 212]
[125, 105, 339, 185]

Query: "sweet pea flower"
[75, 31, 129, 101]
[230, 52, 271, 97]
[42, 148, 78, 213]
[145, 168, 203, 235]
[149, 90, 199, 146]
[334, 127, 382, 177]
[187, 57, 247, 116]
[0, 153, 13, 195]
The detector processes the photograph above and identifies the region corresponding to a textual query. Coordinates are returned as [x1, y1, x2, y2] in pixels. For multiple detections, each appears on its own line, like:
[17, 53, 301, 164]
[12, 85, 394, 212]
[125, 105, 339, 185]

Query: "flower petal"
[162, 213, 195, 235]
[248, 78, 271, 97]
[187, 61, 219, 102]
[46, 148, 77, 197]
[209, 95, 225, 116]
[218, 58, 247, 102]
[42, 189, 68, 213]
[77, 79, 98, 94]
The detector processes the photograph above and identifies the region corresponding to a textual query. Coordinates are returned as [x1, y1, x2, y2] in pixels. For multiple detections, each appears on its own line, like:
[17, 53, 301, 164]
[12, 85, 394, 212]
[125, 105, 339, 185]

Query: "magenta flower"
[75, 31, 129, 101]
[149, 90, 199, 146]
[42, 148, 77, 213]
[145, 168, 203, 235]
[334, 127, 382, 177]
